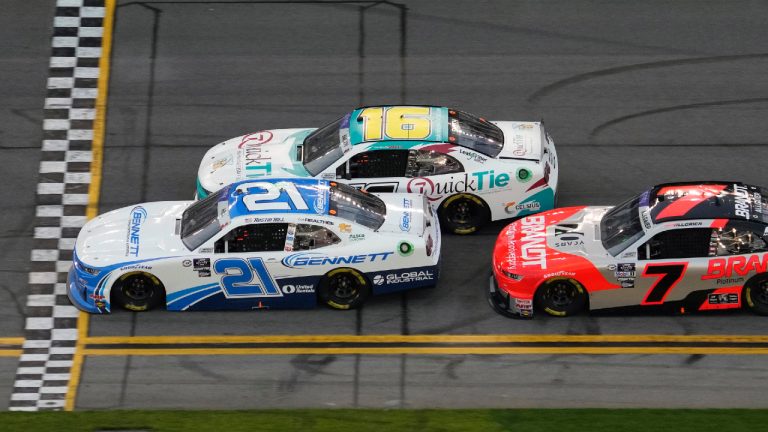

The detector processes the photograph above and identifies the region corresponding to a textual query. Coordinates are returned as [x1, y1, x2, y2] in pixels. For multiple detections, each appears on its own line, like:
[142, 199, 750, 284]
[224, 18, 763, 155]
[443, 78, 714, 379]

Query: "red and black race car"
[489, 181, 768, 318]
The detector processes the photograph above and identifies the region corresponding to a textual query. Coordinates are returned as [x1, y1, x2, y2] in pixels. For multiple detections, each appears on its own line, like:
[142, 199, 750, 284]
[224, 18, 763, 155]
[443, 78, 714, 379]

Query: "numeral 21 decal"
[641, 263, 688, 305]
[238, 181, 310, 212]
[214, 257, 281, 298]
[358, 106, 432, 141]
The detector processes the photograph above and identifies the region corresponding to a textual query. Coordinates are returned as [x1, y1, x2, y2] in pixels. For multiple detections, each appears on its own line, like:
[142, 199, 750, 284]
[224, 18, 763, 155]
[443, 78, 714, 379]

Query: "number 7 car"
[68, 178, 441, 313]
[196, 105, 558, 234]
[489, 181, 768, 318]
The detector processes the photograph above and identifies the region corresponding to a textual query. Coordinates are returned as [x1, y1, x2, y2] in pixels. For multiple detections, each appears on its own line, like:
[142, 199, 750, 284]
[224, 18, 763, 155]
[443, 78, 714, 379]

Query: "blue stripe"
[166, 282, 220, 304]
[168, 285, 222, 311]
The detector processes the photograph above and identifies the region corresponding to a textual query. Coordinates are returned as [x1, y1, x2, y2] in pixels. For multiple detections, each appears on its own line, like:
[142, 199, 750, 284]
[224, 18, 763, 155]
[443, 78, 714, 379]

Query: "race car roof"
[225, 178, 330, 219]
[347, 105, 449, 145]
[644, 181, 768, 224]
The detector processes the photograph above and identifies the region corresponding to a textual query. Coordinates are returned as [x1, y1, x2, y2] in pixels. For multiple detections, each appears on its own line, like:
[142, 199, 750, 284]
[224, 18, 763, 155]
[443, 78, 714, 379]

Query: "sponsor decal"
[302, 217, 332, 226]
[282, 252, 393, 268]
[708, 293, 739, 305]
[211, 155, 233, 172]
[182, 260, 192, 267]
[733, 183, 751, 218]
[520, 215, 547, 269]
[89, 293, 106, 301]
[504, 200, 541, 215]
[702, 255, 768, 280]
[620, 280, 635, 288]
[384, 270, 434, 285]
[237, 131, 274, 179]
[119, 264, 152, 271]
[505, 222, 519, 269]
[281, 284, 314, 294]
[458, 148, 487, 164]
[516, 168, 532, 183]
[348, 234, 365, 242]
[313, 186, 326, 214]
[400, 198, 413, 232]
[200, 248, 213, 253]
[667, 221, 703, 228]
[715, 277, 744, 285]
[405, 171, 510, 201]
[553, 224, 584, 249]
[640, 208, 652, 230]
[339, 223, 352, 233]
[193, 258, 210, 271]
[125, 206, 147, 257]
[543, 270, 576, 278]
[615, 263, 636, 286]
[373, 275, 384, 285]
[398, 241, 414, 257]
[514, 298, 533, 312]
[198, 270, 211, 277]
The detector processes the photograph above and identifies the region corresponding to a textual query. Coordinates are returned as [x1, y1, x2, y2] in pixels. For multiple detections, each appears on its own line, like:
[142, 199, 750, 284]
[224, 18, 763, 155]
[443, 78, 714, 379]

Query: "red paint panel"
[655, 184, 727, 221]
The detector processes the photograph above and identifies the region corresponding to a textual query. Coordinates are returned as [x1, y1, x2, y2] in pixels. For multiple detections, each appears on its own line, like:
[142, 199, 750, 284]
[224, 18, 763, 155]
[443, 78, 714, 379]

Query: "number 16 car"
[68, 178, 440, 313]
[196, 105, 558, 234]
[489, 182, 768, 318]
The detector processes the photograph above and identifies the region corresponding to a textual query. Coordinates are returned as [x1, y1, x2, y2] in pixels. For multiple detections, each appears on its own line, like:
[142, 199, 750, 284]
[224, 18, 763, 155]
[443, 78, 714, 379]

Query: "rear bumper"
[487, 273, 533, 319]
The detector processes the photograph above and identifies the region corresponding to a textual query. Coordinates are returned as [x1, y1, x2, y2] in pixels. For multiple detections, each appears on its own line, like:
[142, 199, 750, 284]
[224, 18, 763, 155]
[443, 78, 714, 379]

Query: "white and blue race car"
[68, 178, 440, 313]
[196, 105, 558, 234]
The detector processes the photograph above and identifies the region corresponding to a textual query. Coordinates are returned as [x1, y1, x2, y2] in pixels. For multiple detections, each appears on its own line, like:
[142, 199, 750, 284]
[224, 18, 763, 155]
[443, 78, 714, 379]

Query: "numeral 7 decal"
[641, 263, 688, 305]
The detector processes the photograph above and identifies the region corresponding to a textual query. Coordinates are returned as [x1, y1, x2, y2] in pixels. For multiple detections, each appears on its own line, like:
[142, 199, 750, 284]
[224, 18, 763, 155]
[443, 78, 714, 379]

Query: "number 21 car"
[195, 105, 558, 234]
[68, 178, 440, 313]
[489, 182, 768, 318]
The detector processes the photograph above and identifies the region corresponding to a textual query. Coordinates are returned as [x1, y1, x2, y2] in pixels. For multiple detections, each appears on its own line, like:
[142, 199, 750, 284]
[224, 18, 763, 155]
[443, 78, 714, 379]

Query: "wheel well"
[111, 271, 167, 304]
[742, 273, 768, 305]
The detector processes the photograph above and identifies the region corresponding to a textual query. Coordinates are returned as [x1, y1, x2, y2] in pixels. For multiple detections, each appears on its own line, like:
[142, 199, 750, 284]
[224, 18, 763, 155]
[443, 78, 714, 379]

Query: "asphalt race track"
[3, 0, 768, 410]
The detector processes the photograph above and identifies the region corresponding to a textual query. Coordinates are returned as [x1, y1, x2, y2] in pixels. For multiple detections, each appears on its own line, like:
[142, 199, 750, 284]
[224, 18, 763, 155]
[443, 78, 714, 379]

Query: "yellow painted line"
[65, 0, 114, 412]
[0, 337, 25, 345]
[0, 350, 22, 357]
[82, 347, 768, 356]
[83, 334, 768, 345]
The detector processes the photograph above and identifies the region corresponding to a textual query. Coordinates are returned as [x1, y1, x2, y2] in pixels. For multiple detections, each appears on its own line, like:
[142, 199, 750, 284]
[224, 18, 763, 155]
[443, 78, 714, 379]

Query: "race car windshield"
[448, 109, 504, 158]
[180, 187, 228, 251]
[329, 182, 386, 230]
[303, 115, 346, 176]
[601, 195, 645, 256]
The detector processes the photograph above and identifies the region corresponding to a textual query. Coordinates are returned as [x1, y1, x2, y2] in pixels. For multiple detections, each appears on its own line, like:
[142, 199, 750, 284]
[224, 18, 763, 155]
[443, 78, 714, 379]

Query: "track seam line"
[8, 0, 112, 412]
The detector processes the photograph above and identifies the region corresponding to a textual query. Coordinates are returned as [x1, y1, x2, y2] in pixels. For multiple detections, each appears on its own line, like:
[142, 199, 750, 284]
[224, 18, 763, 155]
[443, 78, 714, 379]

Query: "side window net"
[349, 150, 409, 178]
[214, 223, 288, 253]
[638, 228, 713, 260]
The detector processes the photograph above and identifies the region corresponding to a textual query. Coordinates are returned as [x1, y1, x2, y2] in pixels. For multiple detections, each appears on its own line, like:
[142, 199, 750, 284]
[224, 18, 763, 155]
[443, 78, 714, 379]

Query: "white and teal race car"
[68, 178, 440, 313]
[196, 105, 558, 234]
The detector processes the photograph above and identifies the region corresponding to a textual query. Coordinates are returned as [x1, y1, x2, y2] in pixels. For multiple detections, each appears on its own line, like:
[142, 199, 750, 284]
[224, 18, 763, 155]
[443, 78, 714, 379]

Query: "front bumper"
[487, 272, 534, 319]
[67, 265, 104, 314]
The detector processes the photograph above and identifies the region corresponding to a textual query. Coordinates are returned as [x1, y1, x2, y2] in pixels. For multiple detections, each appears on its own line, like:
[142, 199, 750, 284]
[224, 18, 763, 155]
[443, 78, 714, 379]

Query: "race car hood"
[375, 193, 428, 236]
[75, 202, 191, 267]
[493, 121, 545, 161]
[197, 128, 316, 197]
[494, 206, 613, 276]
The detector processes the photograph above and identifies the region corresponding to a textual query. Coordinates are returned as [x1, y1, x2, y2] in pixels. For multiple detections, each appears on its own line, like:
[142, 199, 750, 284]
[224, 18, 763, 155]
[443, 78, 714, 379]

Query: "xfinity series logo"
[400, 198, 413, 232]
[125, 206, 147, 257]
[282, 252, 393, 268]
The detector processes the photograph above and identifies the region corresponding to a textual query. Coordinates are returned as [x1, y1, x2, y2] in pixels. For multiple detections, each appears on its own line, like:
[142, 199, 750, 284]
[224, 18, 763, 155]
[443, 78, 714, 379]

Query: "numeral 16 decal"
[239, 181, 309, 212]
[641, 263, 688, 305]
[358, 106, 432, 141]
[214, 257, 281, 298]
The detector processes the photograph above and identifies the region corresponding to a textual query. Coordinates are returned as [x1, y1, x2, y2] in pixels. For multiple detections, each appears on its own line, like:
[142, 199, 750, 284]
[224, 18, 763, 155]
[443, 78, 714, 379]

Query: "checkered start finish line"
[9, 0, 107, 411]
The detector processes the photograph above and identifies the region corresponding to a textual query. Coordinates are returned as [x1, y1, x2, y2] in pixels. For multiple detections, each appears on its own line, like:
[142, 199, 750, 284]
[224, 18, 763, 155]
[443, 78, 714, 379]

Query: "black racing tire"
[743, 275, 768, 316]
[438, 193, 490, 235]
[534, 278, 587, 317]
[318, 268, 370, 310]
[112, 272, 165, 312]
